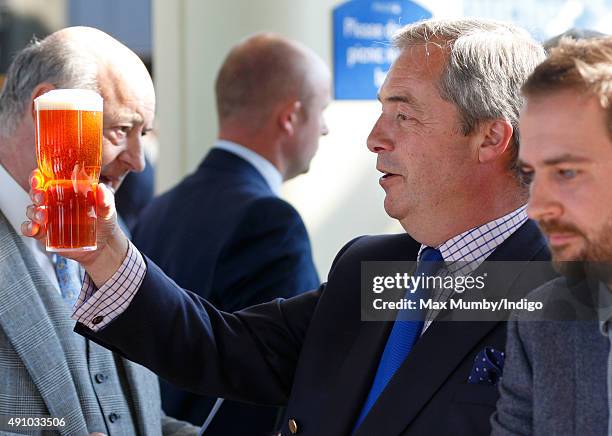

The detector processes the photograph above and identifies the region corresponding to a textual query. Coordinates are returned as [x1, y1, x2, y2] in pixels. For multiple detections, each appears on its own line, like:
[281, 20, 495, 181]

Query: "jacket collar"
[199, 147, 275, 195]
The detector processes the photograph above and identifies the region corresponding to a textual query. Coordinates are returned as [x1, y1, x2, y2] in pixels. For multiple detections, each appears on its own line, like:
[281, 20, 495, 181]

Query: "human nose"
[526, 175, 562, 223]
[121, 134, 146, 173]
[367, 115, 392, 154]
[321, 118, 329, 136]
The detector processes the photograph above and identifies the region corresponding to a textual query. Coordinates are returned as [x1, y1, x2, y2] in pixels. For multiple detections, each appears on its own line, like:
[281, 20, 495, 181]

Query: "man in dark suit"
[491, 36, 612, 435]
[26, 18, 552, 435]
[131, 33, 326, 433]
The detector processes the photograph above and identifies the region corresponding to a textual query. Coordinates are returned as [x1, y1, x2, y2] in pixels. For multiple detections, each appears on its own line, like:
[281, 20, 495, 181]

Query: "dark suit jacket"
[132, 148, 320, 433]
[79, 220, 553, 435]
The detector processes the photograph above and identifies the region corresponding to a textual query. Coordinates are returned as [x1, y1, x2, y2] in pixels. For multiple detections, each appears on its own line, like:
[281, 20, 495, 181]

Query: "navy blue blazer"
[132, 148, 319, 432]
[79, 220, 554, 436]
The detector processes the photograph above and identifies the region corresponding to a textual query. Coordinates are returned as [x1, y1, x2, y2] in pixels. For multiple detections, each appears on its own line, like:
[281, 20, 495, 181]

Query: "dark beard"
[582, 219, 612, 283]
[545, 217, 612, 282]
[552, 259, 587, 279]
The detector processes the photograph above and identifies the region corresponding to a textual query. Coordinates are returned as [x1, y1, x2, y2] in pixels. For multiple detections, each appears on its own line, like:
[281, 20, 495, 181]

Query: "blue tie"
[354, 247, 444, 430]
[52, 254, 81, 308]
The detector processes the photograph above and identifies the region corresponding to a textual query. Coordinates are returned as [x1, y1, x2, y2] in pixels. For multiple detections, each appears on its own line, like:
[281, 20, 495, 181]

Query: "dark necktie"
[52, 254, 81, 308]
[354, 247, 444, 430]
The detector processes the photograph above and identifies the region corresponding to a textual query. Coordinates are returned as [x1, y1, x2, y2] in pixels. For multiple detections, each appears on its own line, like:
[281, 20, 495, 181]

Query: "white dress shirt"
[0, 162, 60, 291]
[214, 140, 283, 196]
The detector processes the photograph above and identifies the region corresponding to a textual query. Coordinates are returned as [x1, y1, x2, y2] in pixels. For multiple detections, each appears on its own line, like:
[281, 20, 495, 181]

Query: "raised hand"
[22, 169, 130, 286]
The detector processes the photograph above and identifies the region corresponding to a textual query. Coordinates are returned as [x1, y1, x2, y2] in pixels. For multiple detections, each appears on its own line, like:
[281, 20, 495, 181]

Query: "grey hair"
[0, 35, 98, 137]
[393, 18, 546, 179]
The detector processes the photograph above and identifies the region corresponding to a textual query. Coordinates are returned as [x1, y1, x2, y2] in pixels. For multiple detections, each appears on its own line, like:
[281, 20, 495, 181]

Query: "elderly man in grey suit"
[0, 27, 197, 435]
[491, 36, 612, 435]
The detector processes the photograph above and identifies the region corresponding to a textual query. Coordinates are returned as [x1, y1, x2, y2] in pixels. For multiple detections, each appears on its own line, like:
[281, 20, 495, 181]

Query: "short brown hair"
[522, 36, 612, 137]
[215, 33, 321, 126]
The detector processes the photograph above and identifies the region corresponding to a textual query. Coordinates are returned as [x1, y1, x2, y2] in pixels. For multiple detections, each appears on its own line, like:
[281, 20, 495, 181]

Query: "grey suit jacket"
[491, 277, 609, 435]
[0, 213, 197, 436]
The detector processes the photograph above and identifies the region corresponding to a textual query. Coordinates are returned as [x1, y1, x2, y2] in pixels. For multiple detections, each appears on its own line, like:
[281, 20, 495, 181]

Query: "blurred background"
[1, 0, 609, 278]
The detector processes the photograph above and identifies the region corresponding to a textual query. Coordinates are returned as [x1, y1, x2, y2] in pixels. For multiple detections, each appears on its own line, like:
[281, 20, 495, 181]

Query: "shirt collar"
[214, 140, 283, 196]
[418, 205, 529, 273]
[0, 162, 32, 236]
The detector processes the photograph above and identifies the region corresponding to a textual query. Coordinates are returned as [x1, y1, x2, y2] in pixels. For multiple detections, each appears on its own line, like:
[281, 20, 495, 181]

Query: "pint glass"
[34, 89, 103, 252]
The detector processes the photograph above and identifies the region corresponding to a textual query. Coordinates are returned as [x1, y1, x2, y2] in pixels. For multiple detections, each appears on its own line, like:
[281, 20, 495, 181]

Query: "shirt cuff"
[72, 240, 147, 332]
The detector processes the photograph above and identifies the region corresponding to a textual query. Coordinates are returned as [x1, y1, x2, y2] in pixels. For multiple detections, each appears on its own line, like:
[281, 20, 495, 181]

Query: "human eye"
[396, 110, 418, 123]
[104, 125, 131, 145]
[556, 168, 578, 180]
[395, 104, 418, 124]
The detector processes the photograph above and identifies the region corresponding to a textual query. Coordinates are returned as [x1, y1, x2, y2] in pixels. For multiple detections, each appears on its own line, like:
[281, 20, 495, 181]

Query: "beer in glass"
[34, 89, 103, 252]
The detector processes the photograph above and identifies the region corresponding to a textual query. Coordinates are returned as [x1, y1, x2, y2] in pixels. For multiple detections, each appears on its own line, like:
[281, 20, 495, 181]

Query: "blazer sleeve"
[490, 319, 533, 435]
[75, 256, 321, 407]
[214, 196, 320, 312]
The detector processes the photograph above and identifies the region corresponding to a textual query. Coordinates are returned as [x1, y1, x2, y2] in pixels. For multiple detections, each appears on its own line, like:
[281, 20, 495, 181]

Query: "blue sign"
[333, 0, 432, 100]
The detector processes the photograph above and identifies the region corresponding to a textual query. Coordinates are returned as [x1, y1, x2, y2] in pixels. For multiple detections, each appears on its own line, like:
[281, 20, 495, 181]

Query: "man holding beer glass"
[24, 18, 555, 436]
[0, 27, 197, 435]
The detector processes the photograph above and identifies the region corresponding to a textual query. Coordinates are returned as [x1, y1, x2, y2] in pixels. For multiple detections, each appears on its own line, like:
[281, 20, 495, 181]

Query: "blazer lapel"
[301, 237, 421, 434]
[0, 214, 88, 434]
[355, 320, 499, 435]
[355, 220, 549, 435]
[313, 319, 393, 435]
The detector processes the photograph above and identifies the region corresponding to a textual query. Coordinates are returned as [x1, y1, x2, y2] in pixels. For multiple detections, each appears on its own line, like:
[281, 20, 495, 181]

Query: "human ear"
[278, 100, 302, 136]
[29, 83, 56, 122]
[478, 119, 513, 163]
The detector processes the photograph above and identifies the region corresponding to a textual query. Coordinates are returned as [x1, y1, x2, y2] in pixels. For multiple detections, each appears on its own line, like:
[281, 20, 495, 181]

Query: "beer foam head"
[35, 89, 103, 111]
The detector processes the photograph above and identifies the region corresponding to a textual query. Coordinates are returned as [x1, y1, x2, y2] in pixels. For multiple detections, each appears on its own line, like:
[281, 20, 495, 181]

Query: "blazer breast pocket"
[445, 384, 501, 436]
[451, 383, 501, 407]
